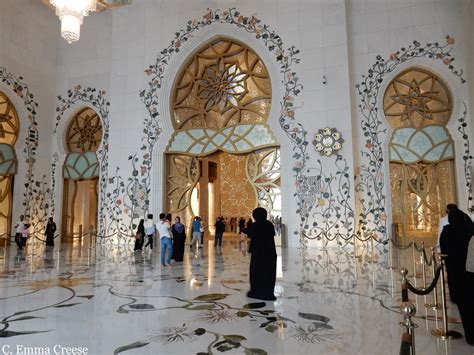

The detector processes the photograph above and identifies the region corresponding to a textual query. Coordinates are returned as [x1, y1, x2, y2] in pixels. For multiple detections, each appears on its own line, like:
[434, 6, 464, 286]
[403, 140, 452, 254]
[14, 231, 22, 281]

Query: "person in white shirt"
[156, 213, 172, 266]
[144, 214, 156, 250]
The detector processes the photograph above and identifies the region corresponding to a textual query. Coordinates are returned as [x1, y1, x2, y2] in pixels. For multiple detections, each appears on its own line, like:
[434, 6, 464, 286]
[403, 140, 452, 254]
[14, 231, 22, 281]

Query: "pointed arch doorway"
[384, 68, 457, 239]
[164, 38, 281, 234]
[61, 108, 102, 240]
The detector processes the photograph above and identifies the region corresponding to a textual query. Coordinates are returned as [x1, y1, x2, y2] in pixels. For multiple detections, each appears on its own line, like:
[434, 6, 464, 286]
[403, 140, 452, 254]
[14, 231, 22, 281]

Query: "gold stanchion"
[400, 302, 417, 355]
[411, 238, 418, 279]
[430, 256, 463, 340]
[353, 234, 361, 259]
[425, 247, 440, 310]
[388, 239, 397, 270]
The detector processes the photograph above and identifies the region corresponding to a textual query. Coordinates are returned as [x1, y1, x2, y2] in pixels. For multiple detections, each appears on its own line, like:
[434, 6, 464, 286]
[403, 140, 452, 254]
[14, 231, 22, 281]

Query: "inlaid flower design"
[198, 61, 248, 113]
[312, 127, 344, 156]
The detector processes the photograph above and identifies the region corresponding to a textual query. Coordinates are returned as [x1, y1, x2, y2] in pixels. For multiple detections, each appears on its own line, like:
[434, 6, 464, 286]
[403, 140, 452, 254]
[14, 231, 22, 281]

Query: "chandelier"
[50, 0, 97, 44]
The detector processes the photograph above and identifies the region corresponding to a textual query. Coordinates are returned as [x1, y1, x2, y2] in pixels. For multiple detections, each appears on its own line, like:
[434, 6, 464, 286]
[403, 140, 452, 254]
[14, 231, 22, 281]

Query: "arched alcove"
[61, 107, 103, 239]
[384, 67, 456, 239]
[164, 37, 281, 232]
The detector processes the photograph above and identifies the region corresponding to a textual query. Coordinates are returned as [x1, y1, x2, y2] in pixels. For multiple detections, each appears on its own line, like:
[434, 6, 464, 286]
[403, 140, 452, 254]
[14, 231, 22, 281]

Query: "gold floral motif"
[66, 108, 103, 153]
[172, 38, 271, 130]
[384, 68, 452, 129]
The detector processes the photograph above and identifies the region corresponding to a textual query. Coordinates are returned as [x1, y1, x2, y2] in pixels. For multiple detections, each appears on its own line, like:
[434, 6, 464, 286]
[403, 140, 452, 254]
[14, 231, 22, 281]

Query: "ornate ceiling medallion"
[312, 127, 344, 156]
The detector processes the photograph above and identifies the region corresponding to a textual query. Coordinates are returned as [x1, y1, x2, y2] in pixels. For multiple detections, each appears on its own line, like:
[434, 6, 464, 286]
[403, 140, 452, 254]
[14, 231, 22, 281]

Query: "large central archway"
[164, 38, 280, 233]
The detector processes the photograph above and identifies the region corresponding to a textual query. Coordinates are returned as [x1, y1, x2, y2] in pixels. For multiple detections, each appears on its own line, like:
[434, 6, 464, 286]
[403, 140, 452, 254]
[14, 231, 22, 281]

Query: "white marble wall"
[2, 0, 474, 246]
[0, 0, 58, 221]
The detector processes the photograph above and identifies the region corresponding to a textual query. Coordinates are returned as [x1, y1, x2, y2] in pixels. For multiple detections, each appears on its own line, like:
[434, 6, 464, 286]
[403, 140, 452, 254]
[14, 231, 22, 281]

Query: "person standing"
[134, 219, 145, 251]
[199, 217, 205, 248]
[144, 214, 156, 251]
[238, 217, 245, 238]
[44, 217, 56, 247]
[14, 215, 26, 250]
[190, 216, 201, 250]
[157, 213, 172, 267]
[247, 207, 277, 301]
[440, 207, 474, 345]
[215, 217, 225, 247]
[171, 216, 186, 262]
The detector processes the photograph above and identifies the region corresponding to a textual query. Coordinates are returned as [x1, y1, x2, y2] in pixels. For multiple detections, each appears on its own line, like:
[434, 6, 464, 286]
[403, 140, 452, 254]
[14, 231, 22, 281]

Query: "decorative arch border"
[54, 86, 111, 234]
[355, 36, 468, 239]
[0, 67, 40, 220]
[136, 8, 307, 234]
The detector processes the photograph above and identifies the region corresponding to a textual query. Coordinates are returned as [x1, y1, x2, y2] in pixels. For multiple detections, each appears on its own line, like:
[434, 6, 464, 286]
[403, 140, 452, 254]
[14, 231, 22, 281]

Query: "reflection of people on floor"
[133, 219, 145, 251]
[440, 207, 474, 345]
[171, 217, 186, 262]
[247, 207, 277, 301]
[238, 217, 246, 238]
[215, 217, 225, 247]
[45, 217, 56, 247]
[157, 213, 173, 267]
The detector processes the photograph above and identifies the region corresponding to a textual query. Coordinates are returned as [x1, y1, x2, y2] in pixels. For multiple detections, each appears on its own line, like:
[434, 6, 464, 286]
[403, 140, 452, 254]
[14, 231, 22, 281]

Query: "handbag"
[135, 232, 142, 240]
[467, 237, 474, 273]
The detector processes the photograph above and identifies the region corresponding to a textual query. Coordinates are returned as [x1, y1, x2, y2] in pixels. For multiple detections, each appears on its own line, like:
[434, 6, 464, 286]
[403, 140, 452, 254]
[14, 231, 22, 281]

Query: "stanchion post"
[430, 256, 463, 340]
[411, 238, 417, 279]
[88, 225, 93, 251]
[400, 302, 417, 355]
[353, 233, 357, 258]
[420, 242, 426, 288]
[425, 247, 440, 310]
[370, 233, 375, 263]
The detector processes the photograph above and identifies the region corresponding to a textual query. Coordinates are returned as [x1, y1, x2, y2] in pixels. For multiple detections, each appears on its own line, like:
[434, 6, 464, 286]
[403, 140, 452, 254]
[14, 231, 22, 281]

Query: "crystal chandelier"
[50, 0, 97, 44]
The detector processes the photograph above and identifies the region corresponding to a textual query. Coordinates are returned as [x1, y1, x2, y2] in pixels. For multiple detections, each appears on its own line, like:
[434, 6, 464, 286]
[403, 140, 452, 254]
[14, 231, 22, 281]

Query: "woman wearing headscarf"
[45, 217, 56, 247]
[246, 207, 277, 301]
[171, 216, 186, 262]
[440, 207, 474, 345]
[134, 219, 145, 251]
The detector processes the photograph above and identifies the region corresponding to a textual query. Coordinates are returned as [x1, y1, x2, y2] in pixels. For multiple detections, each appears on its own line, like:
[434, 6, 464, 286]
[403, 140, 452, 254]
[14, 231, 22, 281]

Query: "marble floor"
[0, 238, 473, 355]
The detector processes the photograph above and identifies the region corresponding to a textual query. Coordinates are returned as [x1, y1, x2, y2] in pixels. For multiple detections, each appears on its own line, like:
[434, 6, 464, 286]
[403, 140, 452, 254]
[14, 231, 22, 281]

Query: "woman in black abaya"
[171, 216, 186, 262]
[247, 207, 277, 301]
[440, 208, 474, 345]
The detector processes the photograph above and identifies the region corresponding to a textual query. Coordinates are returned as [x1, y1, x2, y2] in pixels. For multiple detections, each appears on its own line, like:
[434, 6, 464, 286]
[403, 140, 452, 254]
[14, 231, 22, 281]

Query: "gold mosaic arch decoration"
[383, 67, 452, 129]
[167, 38, 280, 222]
[0, 92, 20, 145]
[0, 92, 19, 242]
[385, 68, 456, 238]
[66, 107, 103, 153]
[172, 38, 272, 130]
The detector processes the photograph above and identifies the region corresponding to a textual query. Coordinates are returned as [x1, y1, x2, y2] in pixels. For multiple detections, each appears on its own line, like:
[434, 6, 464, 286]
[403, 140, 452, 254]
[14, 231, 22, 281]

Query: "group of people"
[438, 204, 474, 345]
[13, 215, 56, 250]
[132, 208, 278, 302]
[134, 213, 186, 267]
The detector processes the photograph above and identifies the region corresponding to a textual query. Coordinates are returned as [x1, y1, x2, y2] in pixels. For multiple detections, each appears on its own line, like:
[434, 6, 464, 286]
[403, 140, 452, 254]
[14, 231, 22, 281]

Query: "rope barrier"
[390, 239, 413, 250]
[405, 265, 442, 296]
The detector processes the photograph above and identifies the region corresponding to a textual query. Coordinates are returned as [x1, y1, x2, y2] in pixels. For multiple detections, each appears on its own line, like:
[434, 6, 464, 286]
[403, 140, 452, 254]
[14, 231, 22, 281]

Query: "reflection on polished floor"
[0, 239, 472, 355]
